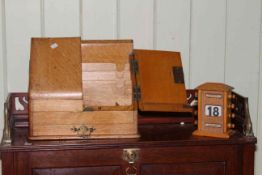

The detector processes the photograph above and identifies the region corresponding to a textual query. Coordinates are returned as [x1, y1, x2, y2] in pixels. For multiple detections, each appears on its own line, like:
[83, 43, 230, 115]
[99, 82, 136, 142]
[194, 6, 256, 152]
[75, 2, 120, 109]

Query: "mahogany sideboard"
[0, 93, 257, 175]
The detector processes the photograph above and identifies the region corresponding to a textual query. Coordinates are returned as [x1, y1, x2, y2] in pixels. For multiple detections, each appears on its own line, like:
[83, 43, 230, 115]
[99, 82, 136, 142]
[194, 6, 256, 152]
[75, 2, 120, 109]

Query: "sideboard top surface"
[0, 123, 256, 152]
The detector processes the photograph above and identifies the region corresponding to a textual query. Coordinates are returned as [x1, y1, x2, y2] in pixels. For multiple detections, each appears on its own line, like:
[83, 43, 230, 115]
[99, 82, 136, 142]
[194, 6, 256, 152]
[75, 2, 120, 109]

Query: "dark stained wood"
[9, 93, 29, 128]
[16, 152, 30, 175]
[1, 93, 257, 175]
[8, 91, 197, 128]
[242, 144, 256, 175]
[141, 162, 225, 175]
[33, 166, 122, 175]
[1, 152, 15, 175]
[0, 123, 257, 175]
[138, 111, 194, 124]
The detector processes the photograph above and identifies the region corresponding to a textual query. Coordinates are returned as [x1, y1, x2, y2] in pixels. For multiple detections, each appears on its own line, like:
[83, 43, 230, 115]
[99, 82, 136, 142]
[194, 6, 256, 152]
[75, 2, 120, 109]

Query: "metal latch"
[173, 66, 185, 84]
[133, 86, 141, 101]
[71, 125, 96, 138]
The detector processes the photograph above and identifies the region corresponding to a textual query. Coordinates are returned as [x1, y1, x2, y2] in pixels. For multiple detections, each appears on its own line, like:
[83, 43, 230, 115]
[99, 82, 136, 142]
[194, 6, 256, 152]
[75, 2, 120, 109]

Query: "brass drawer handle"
[71, 125, 96, 138]
[123, 148, 139, 175]
[123, 148, 139, 164]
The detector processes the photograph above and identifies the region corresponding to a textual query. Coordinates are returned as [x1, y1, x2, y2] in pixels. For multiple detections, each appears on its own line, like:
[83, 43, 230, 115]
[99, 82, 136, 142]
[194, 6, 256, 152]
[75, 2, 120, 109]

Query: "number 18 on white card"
[205, 105, 222, 117]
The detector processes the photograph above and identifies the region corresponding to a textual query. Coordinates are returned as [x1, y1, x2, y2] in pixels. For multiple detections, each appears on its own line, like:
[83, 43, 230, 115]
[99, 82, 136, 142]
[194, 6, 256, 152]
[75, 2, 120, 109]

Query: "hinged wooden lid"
[29, 37, 82, 100]
[133, 49, 191, 112]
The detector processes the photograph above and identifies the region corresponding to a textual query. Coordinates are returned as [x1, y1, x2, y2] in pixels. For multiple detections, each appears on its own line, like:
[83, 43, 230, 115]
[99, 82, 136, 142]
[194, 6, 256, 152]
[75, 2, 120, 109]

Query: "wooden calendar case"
[193, 82, 238, 138]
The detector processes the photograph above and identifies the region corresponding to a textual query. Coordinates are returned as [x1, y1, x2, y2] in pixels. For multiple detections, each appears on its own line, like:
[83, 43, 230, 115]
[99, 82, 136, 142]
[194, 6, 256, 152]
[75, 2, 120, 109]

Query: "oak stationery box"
[29, 38, 138, 140]
[29, 37, 192, 140]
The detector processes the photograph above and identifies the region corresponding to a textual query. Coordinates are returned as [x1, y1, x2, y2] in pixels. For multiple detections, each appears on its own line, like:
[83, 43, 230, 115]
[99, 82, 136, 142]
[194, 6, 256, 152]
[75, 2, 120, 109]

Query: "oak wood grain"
[81, 40, 134, 110]
[133, 49, 190, 112]
[29, 111, 138, 140]
[29, 37, 83, 100]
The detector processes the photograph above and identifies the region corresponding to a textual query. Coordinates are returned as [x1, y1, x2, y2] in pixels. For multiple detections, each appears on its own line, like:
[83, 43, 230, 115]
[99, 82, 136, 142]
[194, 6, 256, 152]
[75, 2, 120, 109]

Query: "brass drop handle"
[71, 125, 96, 138]
[125, 165, 137, 175]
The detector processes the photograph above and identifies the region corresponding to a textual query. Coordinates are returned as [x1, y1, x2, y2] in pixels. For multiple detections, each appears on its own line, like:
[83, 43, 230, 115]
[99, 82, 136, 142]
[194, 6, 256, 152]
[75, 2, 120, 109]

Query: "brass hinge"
[133, 86, 141, 101]
[130, 53, 139, 74]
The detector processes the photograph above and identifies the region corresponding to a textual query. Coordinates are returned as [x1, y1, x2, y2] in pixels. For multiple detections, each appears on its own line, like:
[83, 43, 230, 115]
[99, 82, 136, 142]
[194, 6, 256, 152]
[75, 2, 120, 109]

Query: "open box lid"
[29, 38, 136, 112]
[29, 37, 82, 100]
[132, 49, 192, 112]
[29, 38, 192, 114]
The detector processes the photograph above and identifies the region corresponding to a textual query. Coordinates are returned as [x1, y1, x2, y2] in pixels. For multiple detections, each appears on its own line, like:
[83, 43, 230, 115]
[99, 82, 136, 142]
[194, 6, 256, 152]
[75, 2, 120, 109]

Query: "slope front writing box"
[29, 38, 139, 140]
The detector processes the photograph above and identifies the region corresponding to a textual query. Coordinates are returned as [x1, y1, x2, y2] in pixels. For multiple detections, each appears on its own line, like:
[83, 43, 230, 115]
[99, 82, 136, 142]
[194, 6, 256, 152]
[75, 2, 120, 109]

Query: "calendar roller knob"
[228, 104, 235, 109]
[228, 94, 236, 99]
[193, 110, 198, 116]
[229, 113, 236, 119]
[227, 123, 235, 129]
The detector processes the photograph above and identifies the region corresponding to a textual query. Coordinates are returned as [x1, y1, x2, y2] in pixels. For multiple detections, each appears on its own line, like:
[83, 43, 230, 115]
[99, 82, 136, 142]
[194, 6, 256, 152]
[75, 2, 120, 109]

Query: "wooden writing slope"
[29, 38, 138, 140]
